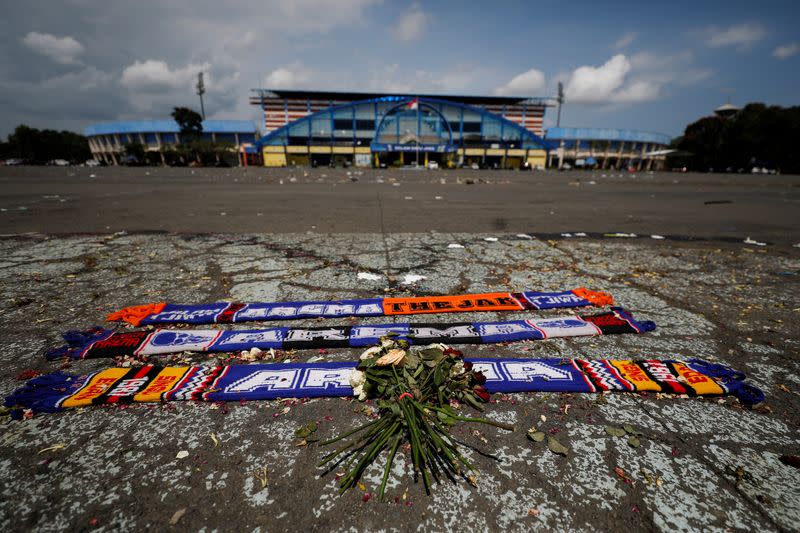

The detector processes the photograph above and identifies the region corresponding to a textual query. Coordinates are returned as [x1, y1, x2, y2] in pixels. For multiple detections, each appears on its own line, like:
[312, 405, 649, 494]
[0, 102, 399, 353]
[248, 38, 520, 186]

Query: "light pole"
[196, 72, 206, 120]
[556, 81, 564, 128]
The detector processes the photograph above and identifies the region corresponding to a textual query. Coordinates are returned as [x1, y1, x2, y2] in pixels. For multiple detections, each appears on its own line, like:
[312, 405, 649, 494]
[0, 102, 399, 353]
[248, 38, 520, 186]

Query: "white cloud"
[263, 62, 314, 88]
[564, 54, 663, 104]
[706, 23, 766, 49]
[21, 32, 84, 65]
[120, 59, 210, 90]
[494, 68, 546, 96]
[613, 32, 638, 50]
[270, 0, 380, 33]
[773, 42, 799, 59]
[393, 3, 428, 42]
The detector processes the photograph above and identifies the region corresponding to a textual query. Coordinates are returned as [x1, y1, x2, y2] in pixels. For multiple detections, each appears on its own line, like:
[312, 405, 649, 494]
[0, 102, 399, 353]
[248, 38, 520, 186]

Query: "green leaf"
[627, 436, 641, 448]
[404, 352, 420, 369]
[547, 436, 569, 456]
[294, 421, 318, 439]
[527, 429, 546, 442]
[605, 426, 627, 437]
[420, 348, 443, 360]
[434, 364, 444, 387]
[623, 424, 643, 437]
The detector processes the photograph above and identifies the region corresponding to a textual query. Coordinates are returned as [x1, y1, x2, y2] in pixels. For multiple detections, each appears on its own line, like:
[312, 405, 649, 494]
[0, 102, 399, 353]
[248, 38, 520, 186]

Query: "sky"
[0, 0, 798, 139]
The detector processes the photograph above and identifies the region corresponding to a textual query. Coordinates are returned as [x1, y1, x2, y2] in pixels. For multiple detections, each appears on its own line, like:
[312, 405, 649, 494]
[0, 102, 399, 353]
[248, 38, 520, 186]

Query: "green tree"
[4, 124, 90, 163]
[671, 103, 800, 173]
[123, 142, 146, 163]
[171, 107, 203, 141]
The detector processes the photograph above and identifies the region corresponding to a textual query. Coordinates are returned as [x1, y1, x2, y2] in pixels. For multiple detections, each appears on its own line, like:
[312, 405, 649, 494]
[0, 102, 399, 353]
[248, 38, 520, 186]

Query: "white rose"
[381, 338, 396, 348]
[450, 361, 464, 377]
[353, 384, 367, 401]
[349, 369, 366, 388]
[360, 346, 382, 360]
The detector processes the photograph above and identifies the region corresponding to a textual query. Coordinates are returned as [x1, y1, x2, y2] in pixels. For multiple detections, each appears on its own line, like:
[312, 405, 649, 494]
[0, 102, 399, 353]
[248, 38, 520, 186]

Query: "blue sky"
[0, 0, 797, 138]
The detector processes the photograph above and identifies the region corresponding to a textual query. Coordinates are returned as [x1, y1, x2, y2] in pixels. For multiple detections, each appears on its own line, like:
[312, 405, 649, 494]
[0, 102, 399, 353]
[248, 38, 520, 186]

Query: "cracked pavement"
[0, 232, 799, 532]
[0, 168, 799, 532]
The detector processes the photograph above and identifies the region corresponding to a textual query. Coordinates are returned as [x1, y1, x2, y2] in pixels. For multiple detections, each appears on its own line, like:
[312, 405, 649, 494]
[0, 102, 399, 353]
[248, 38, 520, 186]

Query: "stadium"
[250, 89, 550, 169]
[544, 127, 672, 171]
[82, 90, 672, 169]
[84, 120, 257, 165]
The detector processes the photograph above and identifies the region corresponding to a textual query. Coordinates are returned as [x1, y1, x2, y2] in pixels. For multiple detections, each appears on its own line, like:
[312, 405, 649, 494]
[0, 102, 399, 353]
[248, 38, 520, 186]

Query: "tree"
[171, 107, 203, 141]
[123, 142, 146, 163]
[670, 103, 800, 173]
[3, 124, 90, 163]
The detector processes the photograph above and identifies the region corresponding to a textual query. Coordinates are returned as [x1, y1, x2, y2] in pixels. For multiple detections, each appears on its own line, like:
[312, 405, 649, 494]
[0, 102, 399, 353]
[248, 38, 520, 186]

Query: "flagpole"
[416, 96, 420, 168]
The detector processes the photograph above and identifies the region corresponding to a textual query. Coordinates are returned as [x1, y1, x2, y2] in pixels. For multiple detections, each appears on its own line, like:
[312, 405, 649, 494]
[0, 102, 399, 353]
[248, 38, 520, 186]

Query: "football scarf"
[46, 308, 654, 360]
[106, 287, 614, 326]
[5, 357, 764, 414]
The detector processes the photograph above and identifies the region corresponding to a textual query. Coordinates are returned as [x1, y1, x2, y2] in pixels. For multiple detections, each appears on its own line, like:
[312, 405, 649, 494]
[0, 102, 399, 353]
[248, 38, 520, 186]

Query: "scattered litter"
[744, 237, 766, 246]
[89, 174, 96, 178]
[254, 466, 269, 489]
[392, 183, 401, 187]
[220, 212, 227, 216]
[793, 243, 800, 248]
[547, 436, 569, 456]
[176, 450, 189, 459]
[357, 272, 382, 281]
[210, 433, 220, 447]
[614, 466, 635, 484]
[527, 427, 545, 442]
[447, 243, 465, 249]
[404, 196, 413, 200]
[516, 233, 532, 239]
[604, 232, 637, 238]
[434, 196, 443, 200]
[561, 233, 573, 237]
[306, 356, 324, 363]
[651, 235, 665, 240]
[37, 443, 67, 454]
[483, 237, 498, 242]
[574, 232, 587, 237]
[401, 274, 426, 285]
[169, 508, 187, 525]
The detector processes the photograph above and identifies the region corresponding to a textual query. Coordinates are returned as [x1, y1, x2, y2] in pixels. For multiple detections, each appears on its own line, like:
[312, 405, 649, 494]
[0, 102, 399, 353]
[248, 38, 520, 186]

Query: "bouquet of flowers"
[318, 337, 514, 500]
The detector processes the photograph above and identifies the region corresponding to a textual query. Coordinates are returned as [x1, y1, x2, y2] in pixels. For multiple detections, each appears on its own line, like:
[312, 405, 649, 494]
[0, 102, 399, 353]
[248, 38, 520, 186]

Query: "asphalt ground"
[0, 166, 798, 243]
[0, 166, 799, 532]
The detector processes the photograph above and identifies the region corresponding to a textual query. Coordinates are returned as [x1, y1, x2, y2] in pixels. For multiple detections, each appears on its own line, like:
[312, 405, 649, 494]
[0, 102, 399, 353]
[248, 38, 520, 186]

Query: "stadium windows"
[462, 122, 481, 133]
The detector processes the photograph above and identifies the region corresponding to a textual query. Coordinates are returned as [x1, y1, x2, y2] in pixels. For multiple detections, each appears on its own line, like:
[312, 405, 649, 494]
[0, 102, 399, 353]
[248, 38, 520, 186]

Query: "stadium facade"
[544, 127, 672, 170]
[250, 90, 551, 169]
[84, 120, 257, 165]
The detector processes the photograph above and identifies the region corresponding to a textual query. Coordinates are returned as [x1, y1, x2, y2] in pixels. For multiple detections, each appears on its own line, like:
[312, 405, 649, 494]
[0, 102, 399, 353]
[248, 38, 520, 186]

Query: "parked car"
[427, 160, 439, 169]
[4, 158, 25, 166]
[85, 159, 102, 167]
[47, 159, 70, 166]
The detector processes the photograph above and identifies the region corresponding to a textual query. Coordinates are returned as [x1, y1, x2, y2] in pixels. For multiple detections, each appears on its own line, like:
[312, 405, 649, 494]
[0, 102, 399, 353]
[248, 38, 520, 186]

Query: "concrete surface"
[1, 230, 799, 532]
[1, 167, 799, 243]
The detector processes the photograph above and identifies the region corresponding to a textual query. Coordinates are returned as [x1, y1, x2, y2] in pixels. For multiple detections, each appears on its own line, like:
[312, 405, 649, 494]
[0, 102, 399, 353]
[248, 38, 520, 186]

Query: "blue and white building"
[544, 127, 672, 170]
[84, 120, 258, 165]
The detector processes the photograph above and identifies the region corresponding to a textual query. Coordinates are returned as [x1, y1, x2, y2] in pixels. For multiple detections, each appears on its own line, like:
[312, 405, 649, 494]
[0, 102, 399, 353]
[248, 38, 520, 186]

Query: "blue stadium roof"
[545, 127, 671, 145]
[84, 120, 256, 136]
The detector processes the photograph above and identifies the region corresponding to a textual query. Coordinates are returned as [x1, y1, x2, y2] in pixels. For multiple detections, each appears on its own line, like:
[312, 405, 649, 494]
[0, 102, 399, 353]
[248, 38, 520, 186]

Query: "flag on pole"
[407, 98, 419, 110]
